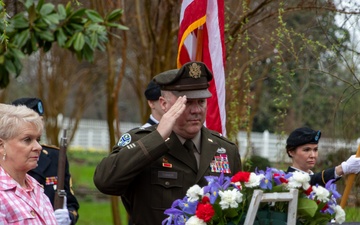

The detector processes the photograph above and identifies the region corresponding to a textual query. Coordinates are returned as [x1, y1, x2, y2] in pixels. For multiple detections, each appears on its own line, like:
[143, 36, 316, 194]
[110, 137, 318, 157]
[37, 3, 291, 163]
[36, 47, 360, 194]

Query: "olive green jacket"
[94, 126, 242, 225]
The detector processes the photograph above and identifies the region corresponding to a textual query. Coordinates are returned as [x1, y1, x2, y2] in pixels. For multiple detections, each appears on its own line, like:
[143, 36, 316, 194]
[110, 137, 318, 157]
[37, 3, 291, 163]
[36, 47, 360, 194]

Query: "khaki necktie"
[183, 139, 198, 171]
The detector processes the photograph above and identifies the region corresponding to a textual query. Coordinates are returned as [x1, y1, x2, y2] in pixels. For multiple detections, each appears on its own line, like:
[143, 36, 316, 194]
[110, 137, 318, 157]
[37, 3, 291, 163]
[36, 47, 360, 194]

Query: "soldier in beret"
[141, 80, 164, 128]
[94, 62, 242, 225]
[12, 98, 79, 225]
[286, 127, 360, 186]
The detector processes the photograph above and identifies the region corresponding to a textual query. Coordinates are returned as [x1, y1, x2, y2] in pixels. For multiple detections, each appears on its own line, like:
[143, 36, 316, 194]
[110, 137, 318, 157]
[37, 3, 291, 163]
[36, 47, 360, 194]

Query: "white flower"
[287, 171, 311, 190]
[245, 172, 264, 188]
[332, 205, 346, 224]
[186, 184, 202, 202]
[185, 216, 207, 225]
[312, 185, 330, 202]
[218, 189, 243, 209]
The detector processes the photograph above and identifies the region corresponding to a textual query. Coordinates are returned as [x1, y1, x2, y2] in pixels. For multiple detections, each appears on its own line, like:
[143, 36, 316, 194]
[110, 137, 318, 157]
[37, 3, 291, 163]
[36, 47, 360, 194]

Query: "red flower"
[196, 202, 215, 222]
[304, 186, 313, 196]
[321, 203, 329, 211]
[273, 173, 288, 184]
[231, 171, 251, 183]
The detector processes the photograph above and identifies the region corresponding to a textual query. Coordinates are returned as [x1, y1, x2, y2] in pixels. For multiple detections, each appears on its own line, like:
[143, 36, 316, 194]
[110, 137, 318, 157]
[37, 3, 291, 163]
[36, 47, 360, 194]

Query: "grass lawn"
[77, 200, 129, 225]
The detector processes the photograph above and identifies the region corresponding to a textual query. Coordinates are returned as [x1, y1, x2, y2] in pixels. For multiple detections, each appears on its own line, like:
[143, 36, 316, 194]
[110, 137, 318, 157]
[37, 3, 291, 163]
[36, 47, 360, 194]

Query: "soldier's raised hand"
[157, 95, 187, 139]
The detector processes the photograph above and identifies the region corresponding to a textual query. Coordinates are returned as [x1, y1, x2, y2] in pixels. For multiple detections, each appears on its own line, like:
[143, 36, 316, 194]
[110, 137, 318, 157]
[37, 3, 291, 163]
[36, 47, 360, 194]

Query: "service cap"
[12, 97, 44, 116]
[153, 61, 213, 99]
[286, 127, 321, 147]
[144, 80, 161, 101]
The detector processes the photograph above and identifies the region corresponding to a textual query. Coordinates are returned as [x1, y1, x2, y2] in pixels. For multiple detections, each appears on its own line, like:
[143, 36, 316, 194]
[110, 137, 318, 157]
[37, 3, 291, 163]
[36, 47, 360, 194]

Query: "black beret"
[286, 127, 321, 147]
[12, 97, 44, 116]
[144, 80, 161, 101]
[153, 61, 213, 99]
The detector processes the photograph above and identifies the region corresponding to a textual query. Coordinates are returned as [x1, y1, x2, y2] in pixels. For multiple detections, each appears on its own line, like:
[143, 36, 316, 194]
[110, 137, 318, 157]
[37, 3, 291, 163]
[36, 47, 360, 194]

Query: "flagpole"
[195, 26, 203, 61]
[340, 144, 360, 208]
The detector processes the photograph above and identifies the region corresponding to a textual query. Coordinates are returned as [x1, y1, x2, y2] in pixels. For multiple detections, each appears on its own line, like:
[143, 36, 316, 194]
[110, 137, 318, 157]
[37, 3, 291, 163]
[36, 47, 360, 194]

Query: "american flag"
[178, 0, 227, 136]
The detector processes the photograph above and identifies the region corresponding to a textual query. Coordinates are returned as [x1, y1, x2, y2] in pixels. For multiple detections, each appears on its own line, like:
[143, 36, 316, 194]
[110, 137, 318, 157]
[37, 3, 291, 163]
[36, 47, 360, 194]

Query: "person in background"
[141, 80, 164, 128]
[94, 61, 242, 225]
[0, 103, 57, 224]
[12, 98, 79, 225]
[286, 127, 360, 186]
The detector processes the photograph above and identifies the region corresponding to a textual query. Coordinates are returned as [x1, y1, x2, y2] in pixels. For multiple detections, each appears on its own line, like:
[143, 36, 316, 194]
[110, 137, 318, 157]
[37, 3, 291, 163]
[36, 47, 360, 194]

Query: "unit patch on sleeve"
[117, 133, 132, 147]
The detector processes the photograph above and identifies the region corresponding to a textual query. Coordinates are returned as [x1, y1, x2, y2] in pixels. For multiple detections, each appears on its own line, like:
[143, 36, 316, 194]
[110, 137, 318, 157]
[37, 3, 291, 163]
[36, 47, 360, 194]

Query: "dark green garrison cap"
[153, 61, 213, 99]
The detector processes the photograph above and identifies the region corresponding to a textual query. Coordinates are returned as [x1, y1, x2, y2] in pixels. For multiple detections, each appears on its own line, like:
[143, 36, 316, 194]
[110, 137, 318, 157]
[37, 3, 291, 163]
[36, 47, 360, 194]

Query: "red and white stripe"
[178, 0, 227, 136]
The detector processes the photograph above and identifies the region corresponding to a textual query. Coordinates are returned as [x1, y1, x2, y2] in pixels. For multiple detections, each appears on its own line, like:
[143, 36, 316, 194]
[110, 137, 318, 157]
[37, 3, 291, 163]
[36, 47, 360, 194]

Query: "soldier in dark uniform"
[12, 98, 79, 225]
[286, 127, 360, 186]
[94, 62, 242, 225]
[141, 80, 163, 128]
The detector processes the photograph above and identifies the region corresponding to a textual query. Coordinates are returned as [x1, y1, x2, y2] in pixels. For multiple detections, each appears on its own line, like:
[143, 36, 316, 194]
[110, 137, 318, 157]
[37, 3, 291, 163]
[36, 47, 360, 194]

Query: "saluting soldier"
[12, 98, 79, 225]
[94, 62, 242, 225]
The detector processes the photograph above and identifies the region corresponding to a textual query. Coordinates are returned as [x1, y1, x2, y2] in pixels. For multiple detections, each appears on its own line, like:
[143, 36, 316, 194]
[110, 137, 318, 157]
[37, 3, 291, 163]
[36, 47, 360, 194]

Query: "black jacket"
[286, 166, 340, 187]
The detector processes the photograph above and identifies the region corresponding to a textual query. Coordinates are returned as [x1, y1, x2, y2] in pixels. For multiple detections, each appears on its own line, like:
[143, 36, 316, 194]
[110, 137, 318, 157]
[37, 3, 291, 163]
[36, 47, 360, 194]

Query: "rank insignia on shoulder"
[118, 133, 132, 147]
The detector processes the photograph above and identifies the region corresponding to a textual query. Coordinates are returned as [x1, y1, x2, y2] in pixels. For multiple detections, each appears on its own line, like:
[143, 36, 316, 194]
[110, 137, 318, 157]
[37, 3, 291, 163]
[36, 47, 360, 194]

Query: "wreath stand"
[244, 189, 299, 225]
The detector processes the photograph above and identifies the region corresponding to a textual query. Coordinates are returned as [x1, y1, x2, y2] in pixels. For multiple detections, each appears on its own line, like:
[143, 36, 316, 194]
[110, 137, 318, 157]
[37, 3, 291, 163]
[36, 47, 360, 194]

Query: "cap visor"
[172, 89, 212, 99]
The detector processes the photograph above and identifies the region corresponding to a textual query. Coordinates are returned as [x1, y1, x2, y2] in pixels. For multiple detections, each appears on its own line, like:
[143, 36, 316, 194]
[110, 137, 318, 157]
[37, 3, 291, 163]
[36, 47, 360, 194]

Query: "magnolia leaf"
[89, 32, 98, 49]
[55, 28, 67, 47]
[105, 9, 123, 22]
[65, 34, 76, 48]
[297, 198, 318, 217]
[57, 4, 67, 20]
[73, 32, 85, 51]
[69, 8, 87, 20]
[11, 14, 29, 29]
[105, 22, 128, 30]
[42, 13, 60, 25]
[9, 47, 26, 60]
[39, 3, 55, 16]
[30, 32, 38, 52]
[37, 30, 54, 42]
[85, 10, 104, 23]
[14, 29, 30, 48]
[4, 59, 16, 75]
[35, 0, 44, 11]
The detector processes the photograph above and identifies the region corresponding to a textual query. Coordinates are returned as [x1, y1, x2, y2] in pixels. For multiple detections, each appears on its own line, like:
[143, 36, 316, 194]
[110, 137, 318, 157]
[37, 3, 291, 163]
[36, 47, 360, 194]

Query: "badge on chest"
[210, 148, 231, 174]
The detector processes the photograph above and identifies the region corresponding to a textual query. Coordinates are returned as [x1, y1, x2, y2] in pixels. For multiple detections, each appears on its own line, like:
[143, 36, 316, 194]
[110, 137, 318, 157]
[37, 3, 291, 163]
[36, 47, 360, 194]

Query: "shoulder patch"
[209, 130, 236, 145]
[117, 133, 132, 147]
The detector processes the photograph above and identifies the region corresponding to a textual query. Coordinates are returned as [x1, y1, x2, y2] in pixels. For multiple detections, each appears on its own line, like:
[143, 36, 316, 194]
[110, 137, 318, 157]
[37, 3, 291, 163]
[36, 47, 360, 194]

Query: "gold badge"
[189, 63, 201, 78]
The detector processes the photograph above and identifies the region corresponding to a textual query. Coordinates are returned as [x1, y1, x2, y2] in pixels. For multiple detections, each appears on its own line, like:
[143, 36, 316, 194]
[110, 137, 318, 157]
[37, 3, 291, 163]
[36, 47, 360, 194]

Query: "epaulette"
[133, 125, 157, 134]
[209, 130, 236, 145]
[41, 143, 60, 150]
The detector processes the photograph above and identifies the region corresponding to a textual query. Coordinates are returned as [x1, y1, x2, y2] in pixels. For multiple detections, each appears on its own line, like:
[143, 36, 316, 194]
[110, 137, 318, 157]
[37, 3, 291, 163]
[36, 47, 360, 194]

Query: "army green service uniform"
[94, 126, 241, 225]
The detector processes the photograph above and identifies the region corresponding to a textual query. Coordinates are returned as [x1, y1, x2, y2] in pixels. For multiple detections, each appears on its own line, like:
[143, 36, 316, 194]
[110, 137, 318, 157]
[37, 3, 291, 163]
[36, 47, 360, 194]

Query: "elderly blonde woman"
[0, 104, 57, 224]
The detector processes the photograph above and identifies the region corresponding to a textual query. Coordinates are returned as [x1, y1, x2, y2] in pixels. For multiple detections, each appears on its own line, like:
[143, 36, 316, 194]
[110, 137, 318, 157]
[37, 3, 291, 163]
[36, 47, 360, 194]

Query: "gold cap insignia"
[189, 63, 201, 78]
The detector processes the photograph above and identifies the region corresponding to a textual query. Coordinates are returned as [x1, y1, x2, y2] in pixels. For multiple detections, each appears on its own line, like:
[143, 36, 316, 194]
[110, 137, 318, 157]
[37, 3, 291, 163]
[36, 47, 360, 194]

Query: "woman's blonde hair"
[0, 104, 43, 140]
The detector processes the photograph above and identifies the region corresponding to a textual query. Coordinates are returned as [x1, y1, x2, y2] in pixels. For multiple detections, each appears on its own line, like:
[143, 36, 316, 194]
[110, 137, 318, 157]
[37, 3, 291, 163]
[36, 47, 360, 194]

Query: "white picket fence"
[63, 118, 360, 163]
